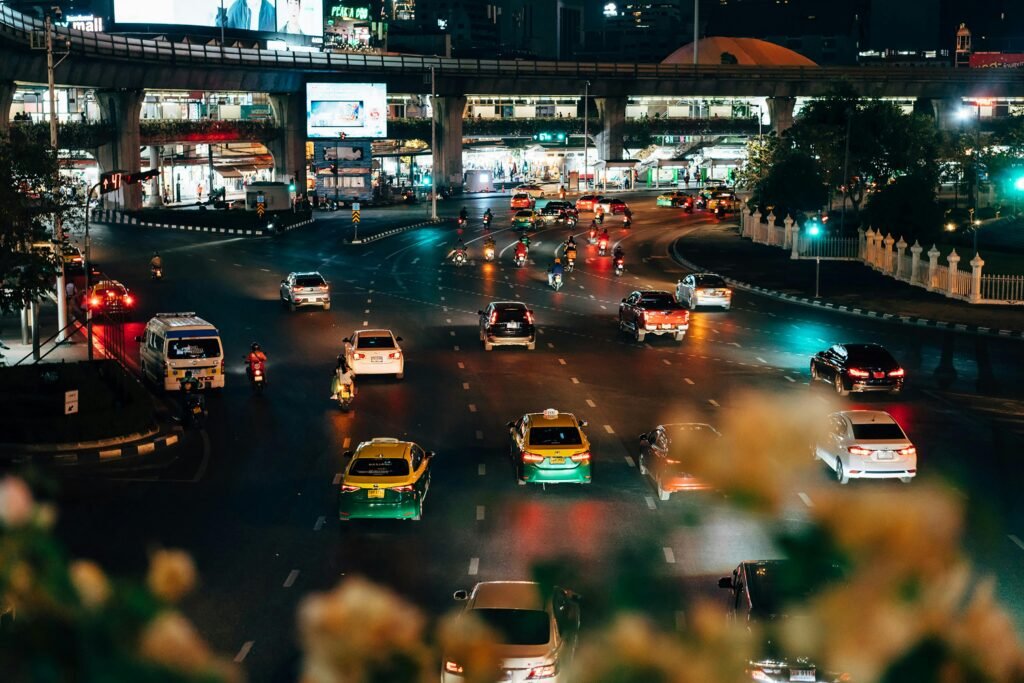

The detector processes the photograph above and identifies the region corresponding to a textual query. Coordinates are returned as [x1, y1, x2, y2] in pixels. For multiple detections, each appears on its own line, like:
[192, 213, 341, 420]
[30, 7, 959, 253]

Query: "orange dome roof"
[662, 37, 817, 67]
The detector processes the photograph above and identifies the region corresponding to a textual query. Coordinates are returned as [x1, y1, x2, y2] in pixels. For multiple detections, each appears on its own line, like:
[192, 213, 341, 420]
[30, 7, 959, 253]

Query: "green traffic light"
[1014, 176, 1024, 192]
[807, 222, 821, 237]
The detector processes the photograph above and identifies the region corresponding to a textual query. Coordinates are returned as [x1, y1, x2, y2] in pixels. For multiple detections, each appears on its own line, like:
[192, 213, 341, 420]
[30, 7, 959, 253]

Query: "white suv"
[280, 272, 330, 311]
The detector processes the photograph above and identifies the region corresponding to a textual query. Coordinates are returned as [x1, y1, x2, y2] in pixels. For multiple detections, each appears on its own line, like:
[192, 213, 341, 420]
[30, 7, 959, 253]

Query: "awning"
[595, 159, 639, 168]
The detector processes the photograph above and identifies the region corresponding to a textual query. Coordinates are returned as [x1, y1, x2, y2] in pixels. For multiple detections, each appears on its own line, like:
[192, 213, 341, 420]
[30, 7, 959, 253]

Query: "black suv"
[810, 343, 904, 397]
[478, 301, 536, 351]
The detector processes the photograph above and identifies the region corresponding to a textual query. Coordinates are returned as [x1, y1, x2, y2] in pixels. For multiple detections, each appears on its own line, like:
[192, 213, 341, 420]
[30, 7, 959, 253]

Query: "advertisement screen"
[112, 0, 324, 37]
[306, 83, 388, 139]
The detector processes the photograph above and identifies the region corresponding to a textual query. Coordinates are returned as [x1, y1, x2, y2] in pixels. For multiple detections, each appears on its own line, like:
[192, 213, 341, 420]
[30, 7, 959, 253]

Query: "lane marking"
[663, 547, 676, 564]
[462, 382, 470, 390]
[684, 378, 694, 385]
[757, 357, 768, 364]
[364, 309, 370, 314]
[367, 299, 372, 304]
[558, 358, 567, 365]
[234, 641, 255, 663]
[476, 505, 486, 521]
[446, 318, 452, 324]
[458, 362, 466, 369]
[332, 473, 342, 485]
[784, 375, 796, 383]
[798, 492, 814, 508]
[586, 399, 597, 408]
[314, 516, 326, 531]
[450, 330, 456, 336]
[362, 320, 368, 326]
[475, 430, 484, 440]
[454, 345, 461, 351]
[730, 342, 741, 348]
[604, 424, 616, 434]
[468, 558, 480, 576]
[411, 257, 419, 264]
[708, 399, 720, 407]
[571, 377, 580, 384]
[283, 570, 300, 588]
[645, 496, 657, 510]
[624, 455, 636, 467]
[1009, 535, 1024, 551]
[478, 464, 486, 476]
[468, 404, 478, 413]
[342, 437, 351, 449]
[547, 342, 555, 349]
[662, 358, 672, 365]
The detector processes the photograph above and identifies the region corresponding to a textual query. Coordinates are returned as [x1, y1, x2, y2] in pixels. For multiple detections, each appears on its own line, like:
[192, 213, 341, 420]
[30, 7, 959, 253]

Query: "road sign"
[351, 210, 360, 223]
[64, 389, 79, 415]
[257, 202, 265, 218]
[352, 202, 360, 211]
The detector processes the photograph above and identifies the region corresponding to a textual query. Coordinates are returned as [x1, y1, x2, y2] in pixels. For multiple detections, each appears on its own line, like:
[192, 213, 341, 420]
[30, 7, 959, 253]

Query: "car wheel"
[395, 371, 404, 379]
[323, 302, 331, 311]
[410, 499, 423, 521]
[634, 328, 645, 343]
[835, 458, 849, 484]
[527, 341, 536, 351]
[834, 373, 848, 396]
[810, 363, 818, 382]
[673, 332, 685, 342]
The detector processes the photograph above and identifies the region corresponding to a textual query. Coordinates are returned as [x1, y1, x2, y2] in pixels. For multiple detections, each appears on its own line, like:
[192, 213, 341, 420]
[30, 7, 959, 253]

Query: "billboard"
[112, 0, 324, 37]
[306, 83, 388, 139]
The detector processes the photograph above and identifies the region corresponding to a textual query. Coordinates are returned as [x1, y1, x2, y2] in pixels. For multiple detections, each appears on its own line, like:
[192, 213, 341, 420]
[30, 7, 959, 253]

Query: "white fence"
[739, 210, 1024, 305]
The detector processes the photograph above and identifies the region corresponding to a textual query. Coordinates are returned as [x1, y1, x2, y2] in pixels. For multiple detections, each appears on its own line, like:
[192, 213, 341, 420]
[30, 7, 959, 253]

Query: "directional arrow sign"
[352, 210, 360, 223]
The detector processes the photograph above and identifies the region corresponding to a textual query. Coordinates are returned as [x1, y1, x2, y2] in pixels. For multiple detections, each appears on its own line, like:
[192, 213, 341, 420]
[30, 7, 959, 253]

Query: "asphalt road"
[50, 195, 1024, 681]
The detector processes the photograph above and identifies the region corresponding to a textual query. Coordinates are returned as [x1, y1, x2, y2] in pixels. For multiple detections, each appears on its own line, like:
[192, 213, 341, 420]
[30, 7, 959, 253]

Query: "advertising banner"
[112, 0, 324, 37]
[306, 83, 388, 139]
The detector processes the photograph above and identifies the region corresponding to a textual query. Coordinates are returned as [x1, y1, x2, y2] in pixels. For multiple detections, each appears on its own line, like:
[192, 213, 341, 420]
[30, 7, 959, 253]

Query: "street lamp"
[582, 80, 590, 193]
[958, 99, 986, 217]
[806, 218, 822, 298]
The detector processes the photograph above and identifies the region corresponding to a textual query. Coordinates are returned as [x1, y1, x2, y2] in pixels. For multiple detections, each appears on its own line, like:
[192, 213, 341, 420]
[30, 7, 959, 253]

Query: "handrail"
[3, 4, 1024, 87]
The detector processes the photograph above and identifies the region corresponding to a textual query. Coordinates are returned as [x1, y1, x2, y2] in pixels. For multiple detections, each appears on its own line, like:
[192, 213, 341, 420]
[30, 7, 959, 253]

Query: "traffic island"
[90, 208, 314, 237]
[0, 360, 177, 464]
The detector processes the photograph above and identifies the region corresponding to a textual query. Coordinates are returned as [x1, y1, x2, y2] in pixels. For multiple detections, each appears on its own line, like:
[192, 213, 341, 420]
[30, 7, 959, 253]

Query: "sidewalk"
[674, 222, 1024, 335]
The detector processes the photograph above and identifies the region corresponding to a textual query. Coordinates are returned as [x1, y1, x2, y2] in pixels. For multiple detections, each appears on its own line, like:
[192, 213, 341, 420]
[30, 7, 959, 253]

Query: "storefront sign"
[58, 14, 105, 32]
[970, 53, 1024, 68]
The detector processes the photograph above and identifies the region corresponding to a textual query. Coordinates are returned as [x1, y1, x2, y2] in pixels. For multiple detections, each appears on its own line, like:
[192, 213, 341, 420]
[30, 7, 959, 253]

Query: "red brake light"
[354, 352, 366, 360]
[391, 485, 414, 492]
[341, 485, 359, 492]
[489, 311, 498, 325]
[526, 310, 534, 324]
[847, 368, 870, 378]
[888, 368, 905, 377]
[570, 452, 591, 463]
[89, 296, 100, 307]
[522, 452, 544, 463]
[388, 351, 401, 359]
[896, 447, 917, 457]
[123, 294, 134, 306]
[848, 446, 873, 456]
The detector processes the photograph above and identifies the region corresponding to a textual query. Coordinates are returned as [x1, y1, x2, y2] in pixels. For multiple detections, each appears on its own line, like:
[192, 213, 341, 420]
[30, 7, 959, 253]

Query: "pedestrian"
[196, 183, 203, 201]
[65, 280, 77, 305]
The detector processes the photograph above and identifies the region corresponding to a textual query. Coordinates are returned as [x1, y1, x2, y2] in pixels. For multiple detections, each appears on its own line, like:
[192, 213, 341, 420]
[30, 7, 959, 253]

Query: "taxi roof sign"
[543, 408, 560, 419]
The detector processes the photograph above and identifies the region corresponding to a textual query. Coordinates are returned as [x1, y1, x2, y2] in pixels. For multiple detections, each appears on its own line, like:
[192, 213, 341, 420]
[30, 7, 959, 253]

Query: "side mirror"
[343, 338, 351, 343]
[342, 450, 353, 459]
[578, 419, 588, 427]
[453, 589, 469, 601]
[134, 335, 143, 343]
[477, 310, 484, 316]
[718, 577, 733, 589]
[639, 437, 650, 447]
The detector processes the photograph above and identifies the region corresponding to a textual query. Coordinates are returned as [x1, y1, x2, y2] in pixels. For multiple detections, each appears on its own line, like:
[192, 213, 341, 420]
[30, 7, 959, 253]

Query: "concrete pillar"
[857, 228, 866, 260]
[435, 95, 467, 192]
[766, 96, 796, 135]
[895, 237, 907, 279]
[146, 145, 162, 207]
[946, 249, 961, 296]
[865, 227, 876, 265]
[783, 216, 794, 249]
[268, 92, 307, 196]
[0, 81, 14, 135]
[97, 89, 145, 211]
[910, 241, 923, 283]
[594, 96, 626, 161]
[970, 253, 985, 303]
[883, 233, 895, 274]
[926, 244, 940, 291]
[790, 225, 800, 260]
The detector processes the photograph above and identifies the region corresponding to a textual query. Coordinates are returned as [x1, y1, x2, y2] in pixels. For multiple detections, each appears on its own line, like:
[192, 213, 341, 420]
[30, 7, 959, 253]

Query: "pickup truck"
[618, 290, 690, 342]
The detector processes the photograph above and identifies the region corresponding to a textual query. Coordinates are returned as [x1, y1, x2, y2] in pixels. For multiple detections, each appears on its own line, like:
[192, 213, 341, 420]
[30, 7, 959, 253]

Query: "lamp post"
[692, 0, 699, 64]
[807, 218, 822, 297]
[430, 66, 438, 221]
[43, 8, 70, 344]
[583, 80, 590, 193]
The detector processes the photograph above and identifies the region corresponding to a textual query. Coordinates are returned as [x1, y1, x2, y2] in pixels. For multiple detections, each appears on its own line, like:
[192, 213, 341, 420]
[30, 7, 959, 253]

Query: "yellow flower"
[69, 559, 110, 609]
[437, 610, 503, 683]
[139, 611, 238, 681]
[147, 549, 197, 603]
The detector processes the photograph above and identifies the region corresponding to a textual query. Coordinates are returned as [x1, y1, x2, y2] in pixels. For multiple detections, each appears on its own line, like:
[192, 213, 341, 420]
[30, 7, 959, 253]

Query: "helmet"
[251, 342, 261, 352]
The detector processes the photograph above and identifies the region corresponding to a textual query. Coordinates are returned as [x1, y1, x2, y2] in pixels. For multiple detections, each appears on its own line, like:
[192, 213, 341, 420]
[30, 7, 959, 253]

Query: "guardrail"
[4, 5, 1024, 86]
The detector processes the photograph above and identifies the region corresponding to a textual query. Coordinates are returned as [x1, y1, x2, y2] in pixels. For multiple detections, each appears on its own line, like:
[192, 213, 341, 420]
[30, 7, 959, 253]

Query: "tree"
[0, 127, 79, 315]
[865, 171, 943, 242]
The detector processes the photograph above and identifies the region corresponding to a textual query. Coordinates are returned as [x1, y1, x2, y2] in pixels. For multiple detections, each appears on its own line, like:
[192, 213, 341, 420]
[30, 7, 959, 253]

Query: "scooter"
[183, 393, 207, 429]
[588, 229, 598, 245]
[337, 381, 354, 412]
[453, 250, 468, 267]
[484, 244, 496, 262]
[245, 357, 266, 392]
[514, 252, 527, 268]
[457, 216, 468, 229]
[613, 257, 624, 277]
[483, 215, 492, 229]
[565, 257, 575, 273]
[598, 239, 609, 257]
[151, 266, 163, 280]
[623, 217, 632, 229]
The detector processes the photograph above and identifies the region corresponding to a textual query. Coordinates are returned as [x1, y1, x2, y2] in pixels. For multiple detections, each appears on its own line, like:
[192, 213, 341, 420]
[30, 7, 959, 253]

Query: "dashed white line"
[684, 378, 694, 385]
[757, 357, 768, 364]
[366, 299, 372, 303]
[458, 362, 465, 369]
[624, 455, 635, 467]
[797, 492, 814, 508]
[645, 496, 657, 510]
[411, 257, 420, 264]
[784, 375, 796, 382]
[342, 437, 351, 449]
[586, 399, 596, 408]
[708, 399, 720, 407]
[478, 464, 486, 475]
[730, 342, 741, 348]
[662, 358, 672, 365]
[547, 342, 555, 349]
[234, 641, 255, 663]
[1009, 535, 1024, 551]
[604, 424, 616, 434]
[558, 358, 567, 365]
[364, 309, 370, 314]
[362, 320, 368, 326]
[663, 547, 676, 564]
[476, 506, 486, 521]
[468, 558, 480, 575]
[314, 516, 326, 531]
[468, 404, 478, 413]
[571, 377, 580, 384]
[454, 345, 461, 351]
[283, 570, 300, 588]
[462, 382, 470, 390]
[446, 318, 452, 324]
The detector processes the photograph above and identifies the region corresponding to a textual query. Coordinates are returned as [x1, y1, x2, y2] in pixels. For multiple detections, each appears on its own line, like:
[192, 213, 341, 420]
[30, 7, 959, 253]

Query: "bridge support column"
[146, 145, 162, 207]
[0, 81, 14, 135]
[766, 96, 796, 135]
[594, 96, 626, 161]
[436, 95, 466, 192]
[97, 89, 144, 211]
[268, 93, 307, 197]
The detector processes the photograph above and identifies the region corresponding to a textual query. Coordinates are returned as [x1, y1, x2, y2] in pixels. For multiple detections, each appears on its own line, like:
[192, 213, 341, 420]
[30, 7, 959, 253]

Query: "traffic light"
[98, 171, 122, 194]
[122, 168, 160, 185]
[1014, 175, 1024, 192]
[533, 132, 567, 143]
[807, 217, 822, 237]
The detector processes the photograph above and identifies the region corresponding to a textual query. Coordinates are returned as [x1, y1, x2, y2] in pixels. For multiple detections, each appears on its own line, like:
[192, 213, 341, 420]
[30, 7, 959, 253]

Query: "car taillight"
[220, 358, 225, 373]
[896, 447, 917, 457]
[527, 663, 558, 679]
[123, 294, 134, 305]
[489, 311, 498, 325]
[354, 352, 366, 360]
[847, 368, 870, 378]
[848, 446, 873, 456]
[681, 310, 689, 324]
[639, 311, 647, 327]
[320, 286, 328, 292]
[522, 452, 544, 463]
[89, 296, 100, 307]
[388, 351, 401, 359]
[570, 452, 590, 463]
[391, 485, 414, 492]
[526, 310, 534, 324]
[889, 368, 905, 377]
[341, 485, 359, 492]
[444, 661, 464, 674]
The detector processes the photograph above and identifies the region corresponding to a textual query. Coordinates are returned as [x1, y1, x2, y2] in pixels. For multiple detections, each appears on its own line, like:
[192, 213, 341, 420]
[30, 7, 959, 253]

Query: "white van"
[138, 312, 225, 391]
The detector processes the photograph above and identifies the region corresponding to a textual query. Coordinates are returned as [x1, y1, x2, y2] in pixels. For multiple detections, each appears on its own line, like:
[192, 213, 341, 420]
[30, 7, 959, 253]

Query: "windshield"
[473, 609, 550, 645]
[697, 276, 727, 288]
[295, 276, 326, 288]
[349, 457, 410, 477]
[846, 346, 896, 366]
[529, 426, 583, 446]
[851, 423, 906, 440]
[515, 211, 533, 218]
[356, 335, 395, 349]
[167, 338, 221, 360]
[513, 194, 530, 200]
[495, 307, 529, 323]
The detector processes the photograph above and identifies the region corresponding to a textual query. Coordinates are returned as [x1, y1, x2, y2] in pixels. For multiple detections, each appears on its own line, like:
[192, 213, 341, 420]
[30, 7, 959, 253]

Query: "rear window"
[528, 426, 583, 446]
[639, 294, 677, 308]
[846, 347, 896, 365]
[851, 423, 906, 440]
[696, 276, 727, 288]
[295, 275, 326, 288]
[167, 338, 221, 360]
[515, 211, 533, 218]
[350, 457, 410, 477]
[473, 609, 550, 646]
[495, 307, 529, 323]
[513, 194, 530, 200]
[357, 335, 396, 349]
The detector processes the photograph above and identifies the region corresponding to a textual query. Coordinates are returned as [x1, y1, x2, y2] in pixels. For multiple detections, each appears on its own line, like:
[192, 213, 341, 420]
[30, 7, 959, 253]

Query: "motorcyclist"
[450, 238, 468, 262]
[331, 354, 357, 400]
[558, 185, 567, 200]
[180, 369, 201, 393]
[483, 208, 493, 223]
[514, 240, 528, 263]
[548, 257, 564, 287]
[483, 234, 496, 250]
[246, 342, 267, 379]
[564, 235, 577, 251]
[179, 370, 204, 424]
[150, 251, 163, 272]
[519, 234, 531, 249]
[613, 245, 624, 262]
[600, 227, 610, 244]
[564, 243, 577, 266]
[459, 207, 469, 224]
[595, 206, 605, 224]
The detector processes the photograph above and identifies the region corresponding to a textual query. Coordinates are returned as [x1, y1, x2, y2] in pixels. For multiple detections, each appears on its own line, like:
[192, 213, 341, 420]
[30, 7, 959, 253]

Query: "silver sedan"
[814, 410, 917, 484]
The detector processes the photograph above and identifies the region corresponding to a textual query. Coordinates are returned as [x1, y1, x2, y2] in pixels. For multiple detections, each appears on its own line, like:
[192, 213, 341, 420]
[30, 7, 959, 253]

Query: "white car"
[677, 273, 732, 310]
[442, 581, 579, 683]
[814, 410, 917, 484]
[343, 329, 404, 379]
[280, 271, 331, 311]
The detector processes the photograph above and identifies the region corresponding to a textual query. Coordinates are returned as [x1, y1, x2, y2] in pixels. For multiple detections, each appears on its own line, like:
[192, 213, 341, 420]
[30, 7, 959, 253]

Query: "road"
[51, 195, 1024, 681]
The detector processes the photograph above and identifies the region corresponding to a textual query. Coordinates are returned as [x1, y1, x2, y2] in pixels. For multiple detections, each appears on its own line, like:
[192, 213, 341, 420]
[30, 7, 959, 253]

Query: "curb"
[90, 209, 314, 237]
[669, 243, 1024, 341]
[0, 427, 182, 466]
[351, 218, 452, 244]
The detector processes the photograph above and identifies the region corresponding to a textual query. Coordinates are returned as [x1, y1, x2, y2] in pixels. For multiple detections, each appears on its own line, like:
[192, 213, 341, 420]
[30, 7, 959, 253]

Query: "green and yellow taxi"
[656, 191, 691, 208]
[508, 409, 592, 485]
[338, 438, 434, 521]
[512, 209, 539, 231]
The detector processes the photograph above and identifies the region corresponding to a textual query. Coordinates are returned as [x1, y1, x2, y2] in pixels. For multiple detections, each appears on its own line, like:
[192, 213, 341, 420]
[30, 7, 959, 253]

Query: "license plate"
[549, 457, 566, 465]
[371, 356, 383, 363]
[367, 489, 385, 499]
[875, 450, 894, 460]
[661, 323, 673, 329]
[790, 670, 816, 682]
[507, 322, 519, 329]
[254, 374, 264, 382]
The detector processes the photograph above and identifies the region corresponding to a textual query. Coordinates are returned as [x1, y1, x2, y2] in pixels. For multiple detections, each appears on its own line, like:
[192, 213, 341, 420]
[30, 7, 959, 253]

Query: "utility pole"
[693, 0, 699, 64]
[430, 66, 438, 221]
[44, 8, 69, 344]
[840, 111, 852, 234]
[83, 183, 99, 360]
[583, 80, 590, 192]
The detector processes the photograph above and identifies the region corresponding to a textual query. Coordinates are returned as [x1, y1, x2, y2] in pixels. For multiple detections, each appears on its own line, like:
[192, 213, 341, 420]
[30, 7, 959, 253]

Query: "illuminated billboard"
[306, 83, 388, 139]
[112, 0, 324, 37]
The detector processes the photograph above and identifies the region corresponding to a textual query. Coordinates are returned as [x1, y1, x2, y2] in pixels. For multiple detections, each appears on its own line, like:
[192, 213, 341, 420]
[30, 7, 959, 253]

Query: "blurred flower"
[946, 577, 1024, 682]
[437, 610, 502, 683]
[34, 502, 57, 530]
[0, 476, 35, 527]
[147, 549, 197, 603]
[139, 610, 238, 681]
[298, 576, 431, 683]
[69, 559, 110, 609]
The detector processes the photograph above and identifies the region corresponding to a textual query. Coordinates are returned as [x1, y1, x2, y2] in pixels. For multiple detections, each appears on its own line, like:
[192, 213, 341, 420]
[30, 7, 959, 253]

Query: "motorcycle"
[588, 229, 598, 245]
[483, 215, 492, 228]
[623, 217, 632, 229]
[598, 239, 609, 257]
[565, 257, 575, 273]
[613, 257, 624, 276]
[714, 205, 726, 220]
[484, 244, 496, 262]
[550, 272, 563, 291]
[452, 250, 468, 267]
[457, 216, 468, 229]
[183, 393, 207, 429]
[684, 203, 693, 214]
[566, 216, 578, 229]
[337, 380, 354, 412]
[514, 252, 527, 268]
[245, 357, 266, 392]
[151, 266, 163, 280]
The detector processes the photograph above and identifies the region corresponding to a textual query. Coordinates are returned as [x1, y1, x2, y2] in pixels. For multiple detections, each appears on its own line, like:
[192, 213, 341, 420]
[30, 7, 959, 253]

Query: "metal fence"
[981, 274, 1024, 303]
[798, 237, 860, 260]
